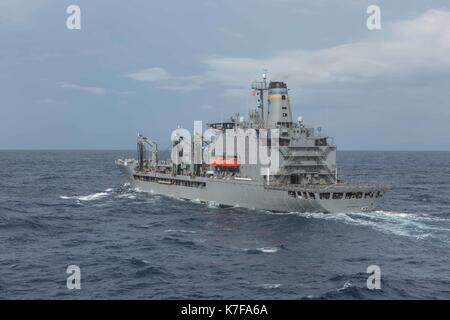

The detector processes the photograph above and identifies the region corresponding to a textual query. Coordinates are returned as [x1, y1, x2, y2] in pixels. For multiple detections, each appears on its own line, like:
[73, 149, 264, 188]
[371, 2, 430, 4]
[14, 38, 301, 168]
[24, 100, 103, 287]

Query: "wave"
[301, 280, 370, 300]
[1, 217, 47, 231]
[244, 246, 283, 254]
[164, 229, 197, 234]
[267, 210, 450, 241]
[60, 186, 142, 202]
[132, 221, 164, 229]
[161, 236, 201, 248]
[316, 282, 369, 299]
[125, 257, 169, 277]
[135, 224, 151, 229]
[207, 201, 220, 208]
[255, 283, 282, 289]
[35, 175, 61, 181]
[0, 206, 29, 214]
[257, 247, 279, 253]
[134, 266, 167, 278]
[306, 275, 417, 300]
[116, 193, 136, 199]
[127, 257, 151, 267]
[60, 192, 109, 201]
[78, 192, 109, 201]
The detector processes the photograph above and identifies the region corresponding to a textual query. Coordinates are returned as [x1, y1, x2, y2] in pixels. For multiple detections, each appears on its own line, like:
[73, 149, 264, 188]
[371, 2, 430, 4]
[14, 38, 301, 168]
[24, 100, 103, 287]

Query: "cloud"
[0, 0, 48, 26]
[203, 9, 450, 88]
[125, 67, 170, 82]
[61, 82, 106, 95]
[156, 83, 202, 92]
[125, 67, 203, 92]
[127, 9, 450, 95]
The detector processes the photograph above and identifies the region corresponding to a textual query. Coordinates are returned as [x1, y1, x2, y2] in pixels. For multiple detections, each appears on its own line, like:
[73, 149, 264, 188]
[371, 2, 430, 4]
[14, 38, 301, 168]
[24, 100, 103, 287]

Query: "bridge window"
[282, 113, 288, 117]
[320, 193, 330, 200]
[332, 192, 343, 199]
[282, 95, 286, 100]
[356, 192, 363, 199]
[288, 191, 296, 197]
[315, 138, 327, 146]
[309, 192, 316, 199]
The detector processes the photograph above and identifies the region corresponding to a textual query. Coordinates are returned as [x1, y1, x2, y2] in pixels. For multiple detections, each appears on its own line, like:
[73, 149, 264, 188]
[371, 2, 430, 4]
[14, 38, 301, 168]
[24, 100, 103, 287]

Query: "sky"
[1, 0, 450, 150]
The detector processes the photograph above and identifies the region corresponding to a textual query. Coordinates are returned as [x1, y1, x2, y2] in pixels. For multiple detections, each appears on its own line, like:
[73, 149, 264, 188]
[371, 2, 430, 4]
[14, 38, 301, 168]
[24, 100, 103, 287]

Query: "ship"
[116, 74, 387, 213]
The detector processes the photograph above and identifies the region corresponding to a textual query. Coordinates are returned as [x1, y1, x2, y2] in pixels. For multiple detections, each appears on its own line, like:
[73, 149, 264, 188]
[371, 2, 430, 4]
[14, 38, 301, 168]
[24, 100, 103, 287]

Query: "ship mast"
[251, 70, 269, 123]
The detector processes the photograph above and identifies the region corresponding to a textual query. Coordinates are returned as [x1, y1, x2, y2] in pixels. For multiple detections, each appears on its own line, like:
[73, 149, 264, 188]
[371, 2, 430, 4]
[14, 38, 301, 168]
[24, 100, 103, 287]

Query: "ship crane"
[137, 133, 158, 170]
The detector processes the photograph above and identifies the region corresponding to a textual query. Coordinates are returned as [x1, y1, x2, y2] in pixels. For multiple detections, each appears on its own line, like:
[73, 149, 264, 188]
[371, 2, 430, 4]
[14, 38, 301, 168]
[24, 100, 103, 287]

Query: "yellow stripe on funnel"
[269, 94, 288, 100]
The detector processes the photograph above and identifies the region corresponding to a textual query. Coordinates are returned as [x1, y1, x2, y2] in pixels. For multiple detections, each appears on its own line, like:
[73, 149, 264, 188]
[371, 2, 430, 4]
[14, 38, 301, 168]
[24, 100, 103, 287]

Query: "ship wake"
[59, 183, 141, 203]
[268, 210, 450, 242]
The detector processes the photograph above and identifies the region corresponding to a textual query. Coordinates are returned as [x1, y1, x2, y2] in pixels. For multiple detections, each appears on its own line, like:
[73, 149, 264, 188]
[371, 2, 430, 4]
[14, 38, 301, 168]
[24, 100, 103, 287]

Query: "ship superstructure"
[116, 75, 387, 213]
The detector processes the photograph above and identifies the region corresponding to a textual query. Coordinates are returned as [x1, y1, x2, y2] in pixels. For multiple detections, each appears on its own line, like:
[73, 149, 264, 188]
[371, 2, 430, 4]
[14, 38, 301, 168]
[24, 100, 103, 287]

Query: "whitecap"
[257, 247, 279, 253]
[136, 224, 151, 229]
[116, 193, 136, 199]
[60, 192, 109, 201]
[77, 192, 109, 201]
[257, 283, 282, 289]
[208, 201, 220, 208]
[338, 280, 353, 292]
[165, 229, 197, 234]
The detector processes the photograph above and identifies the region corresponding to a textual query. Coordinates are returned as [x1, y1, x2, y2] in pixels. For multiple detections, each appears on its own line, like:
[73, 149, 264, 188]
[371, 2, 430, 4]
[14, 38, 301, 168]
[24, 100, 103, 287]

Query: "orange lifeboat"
[209, 157, 239, 167]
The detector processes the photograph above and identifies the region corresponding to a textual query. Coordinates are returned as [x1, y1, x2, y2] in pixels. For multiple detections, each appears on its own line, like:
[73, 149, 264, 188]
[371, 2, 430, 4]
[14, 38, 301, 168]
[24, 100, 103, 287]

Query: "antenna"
[251, 69, 269, 122]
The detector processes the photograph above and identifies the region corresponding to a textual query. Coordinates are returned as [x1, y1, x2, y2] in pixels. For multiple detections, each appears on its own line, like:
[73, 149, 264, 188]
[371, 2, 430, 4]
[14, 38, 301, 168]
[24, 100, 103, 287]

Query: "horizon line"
[1, 149, 450, 152]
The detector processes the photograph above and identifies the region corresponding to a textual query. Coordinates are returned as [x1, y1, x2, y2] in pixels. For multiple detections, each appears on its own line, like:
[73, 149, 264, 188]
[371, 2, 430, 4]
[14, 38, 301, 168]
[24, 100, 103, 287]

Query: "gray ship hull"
[117, 160, 386, 213]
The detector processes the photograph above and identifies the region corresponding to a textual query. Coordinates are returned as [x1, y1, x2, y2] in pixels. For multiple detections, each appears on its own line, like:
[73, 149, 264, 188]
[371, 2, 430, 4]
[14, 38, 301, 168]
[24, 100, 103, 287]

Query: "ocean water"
[0, 150, 449, 299]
